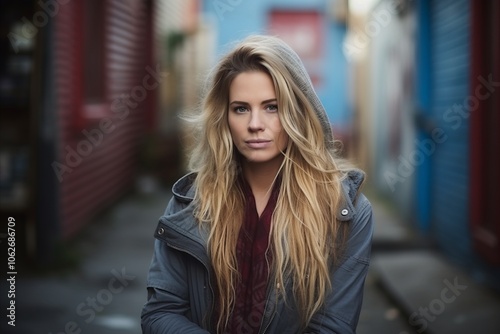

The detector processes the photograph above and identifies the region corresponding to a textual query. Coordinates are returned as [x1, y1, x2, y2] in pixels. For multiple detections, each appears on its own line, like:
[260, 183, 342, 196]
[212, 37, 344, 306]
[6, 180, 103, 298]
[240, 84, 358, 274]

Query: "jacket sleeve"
[305, 194, 374, 334]
[141, 198, 211, 334]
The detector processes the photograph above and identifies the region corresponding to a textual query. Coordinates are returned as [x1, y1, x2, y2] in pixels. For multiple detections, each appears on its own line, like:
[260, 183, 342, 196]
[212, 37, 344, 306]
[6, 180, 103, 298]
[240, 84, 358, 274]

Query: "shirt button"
[341, 209, 349, 216]
[158, 227, 165, 235]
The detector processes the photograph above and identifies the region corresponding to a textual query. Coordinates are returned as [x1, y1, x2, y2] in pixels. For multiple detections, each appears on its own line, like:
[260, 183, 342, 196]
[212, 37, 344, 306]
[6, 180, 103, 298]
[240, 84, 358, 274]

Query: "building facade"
[352, 0, 500, 289]
[1, 0, 205, 265]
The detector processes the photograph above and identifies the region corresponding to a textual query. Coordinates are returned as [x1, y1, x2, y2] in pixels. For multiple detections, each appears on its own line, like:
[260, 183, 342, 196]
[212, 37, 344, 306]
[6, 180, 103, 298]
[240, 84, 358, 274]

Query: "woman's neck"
[242, 158, 282, 215]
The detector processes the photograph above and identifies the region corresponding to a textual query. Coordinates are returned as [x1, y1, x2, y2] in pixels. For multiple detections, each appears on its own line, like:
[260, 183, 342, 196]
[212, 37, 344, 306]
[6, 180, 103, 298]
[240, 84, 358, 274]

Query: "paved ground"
[367, 190, 500, 334]
[1, 186, 168, 334]
[2, 180, 499, 333]
[357, 269, 418, 334]
[357, 191, 422, 334]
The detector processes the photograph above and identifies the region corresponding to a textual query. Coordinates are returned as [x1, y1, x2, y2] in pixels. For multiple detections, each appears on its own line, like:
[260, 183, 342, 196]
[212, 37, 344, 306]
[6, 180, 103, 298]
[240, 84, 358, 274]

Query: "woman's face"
[228, 71, 289, 169]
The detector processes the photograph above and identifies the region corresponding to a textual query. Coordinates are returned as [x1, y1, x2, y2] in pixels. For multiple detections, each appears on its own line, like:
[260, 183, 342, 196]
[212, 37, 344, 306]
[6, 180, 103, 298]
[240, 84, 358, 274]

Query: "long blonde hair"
[188, 35, 350, 331]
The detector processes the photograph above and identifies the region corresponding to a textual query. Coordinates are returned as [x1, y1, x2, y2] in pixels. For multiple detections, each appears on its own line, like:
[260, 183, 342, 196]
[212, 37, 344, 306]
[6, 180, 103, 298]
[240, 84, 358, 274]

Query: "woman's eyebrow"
[229, 100, 249, 106]
[229, 98, 277, 105]
[261, 98, 277, 104]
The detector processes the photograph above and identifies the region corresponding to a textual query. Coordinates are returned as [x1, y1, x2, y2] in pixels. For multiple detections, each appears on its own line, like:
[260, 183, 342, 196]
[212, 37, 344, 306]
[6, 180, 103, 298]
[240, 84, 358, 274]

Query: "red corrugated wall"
[470, 0, 500, 264]
[54, 0, 153, 238]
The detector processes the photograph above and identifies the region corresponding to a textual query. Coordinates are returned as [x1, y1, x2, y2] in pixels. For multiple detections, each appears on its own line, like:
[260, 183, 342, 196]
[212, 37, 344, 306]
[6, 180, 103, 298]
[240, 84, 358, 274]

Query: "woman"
[141, 35, 373, 334]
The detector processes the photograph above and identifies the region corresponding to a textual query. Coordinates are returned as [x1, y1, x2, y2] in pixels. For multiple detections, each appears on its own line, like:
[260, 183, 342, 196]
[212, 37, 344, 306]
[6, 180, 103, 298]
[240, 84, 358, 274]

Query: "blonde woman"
[141, 35, 373, 334]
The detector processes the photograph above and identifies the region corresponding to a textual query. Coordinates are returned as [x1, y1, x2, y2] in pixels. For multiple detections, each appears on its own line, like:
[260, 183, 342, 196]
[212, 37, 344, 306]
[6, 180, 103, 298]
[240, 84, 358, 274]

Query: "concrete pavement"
[369, 192, 500, 334]
[2, 184, 170, 334]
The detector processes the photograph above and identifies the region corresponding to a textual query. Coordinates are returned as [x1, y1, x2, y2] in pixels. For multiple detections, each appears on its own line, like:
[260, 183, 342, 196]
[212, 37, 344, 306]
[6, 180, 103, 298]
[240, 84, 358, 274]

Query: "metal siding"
[430, 0, 472, 263]
[55, 0, 150, 238]
[415, 0, 431, 231]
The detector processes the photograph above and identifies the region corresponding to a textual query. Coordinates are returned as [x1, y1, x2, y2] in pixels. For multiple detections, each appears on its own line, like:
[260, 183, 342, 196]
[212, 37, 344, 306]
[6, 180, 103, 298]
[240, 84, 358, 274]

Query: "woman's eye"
[266, 104, 278, 112]
[233, 106, 248, 113]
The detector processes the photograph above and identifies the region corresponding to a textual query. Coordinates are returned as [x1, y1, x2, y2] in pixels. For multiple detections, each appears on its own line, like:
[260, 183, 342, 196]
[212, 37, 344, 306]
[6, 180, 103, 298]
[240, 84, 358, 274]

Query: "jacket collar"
[171, 169, 366, 223]
[337, 168, 366, 222]
[171, 172, 197, 204]
[155, 175, 210, 267]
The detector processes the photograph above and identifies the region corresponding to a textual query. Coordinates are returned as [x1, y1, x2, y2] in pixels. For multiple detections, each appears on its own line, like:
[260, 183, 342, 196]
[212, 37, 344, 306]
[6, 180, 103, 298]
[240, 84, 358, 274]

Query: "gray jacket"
[141, 170, 373, 333]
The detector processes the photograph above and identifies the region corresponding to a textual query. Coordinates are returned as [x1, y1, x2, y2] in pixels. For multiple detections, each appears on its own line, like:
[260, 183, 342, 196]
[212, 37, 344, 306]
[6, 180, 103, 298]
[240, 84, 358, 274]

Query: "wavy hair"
[187, 35, 351, 331]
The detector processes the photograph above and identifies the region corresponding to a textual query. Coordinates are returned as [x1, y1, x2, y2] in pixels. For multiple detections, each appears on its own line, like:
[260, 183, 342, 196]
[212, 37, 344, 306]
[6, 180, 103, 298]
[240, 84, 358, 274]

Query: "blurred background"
[1, 0, 499, 333]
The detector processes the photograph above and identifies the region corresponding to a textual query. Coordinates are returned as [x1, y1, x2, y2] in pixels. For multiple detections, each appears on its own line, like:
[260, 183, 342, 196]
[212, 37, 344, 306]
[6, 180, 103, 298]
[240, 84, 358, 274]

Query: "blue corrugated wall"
[430, 0, 472, 264]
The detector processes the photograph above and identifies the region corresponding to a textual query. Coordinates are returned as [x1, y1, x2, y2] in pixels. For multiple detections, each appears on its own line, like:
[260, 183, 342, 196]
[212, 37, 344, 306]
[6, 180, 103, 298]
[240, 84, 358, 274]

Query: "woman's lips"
[245, 139, 271, 149]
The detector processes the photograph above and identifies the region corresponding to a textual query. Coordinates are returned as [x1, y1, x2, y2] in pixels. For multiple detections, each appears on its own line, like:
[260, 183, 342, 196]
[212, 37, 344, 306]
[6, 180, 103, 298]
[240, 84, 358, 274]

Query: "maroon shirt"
[227, 178, 280, 334]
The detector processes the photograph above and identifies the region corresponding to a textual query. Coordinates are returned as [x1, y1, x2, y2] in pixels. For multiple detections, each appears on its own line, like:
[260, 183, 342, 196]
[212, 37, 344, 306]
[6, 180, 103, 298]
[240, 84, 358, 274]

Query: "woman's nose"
[248, 110, 264, 132]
